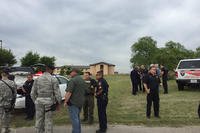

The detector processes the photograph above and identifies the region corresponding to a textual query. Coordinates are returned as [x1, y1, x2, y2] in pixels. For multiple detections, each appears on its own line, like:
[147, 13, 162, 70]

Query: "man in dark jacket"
[22, 74, 35, 120]
[130, 66, 140, 95]
[161, 65, 169, 94]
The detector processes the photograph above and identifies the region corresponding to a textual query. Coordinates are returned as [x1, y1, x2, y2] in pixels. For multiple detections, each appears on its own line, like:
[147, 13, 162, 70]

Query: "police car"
[6, 66, 68, 109]
[175, 59, 200, 90]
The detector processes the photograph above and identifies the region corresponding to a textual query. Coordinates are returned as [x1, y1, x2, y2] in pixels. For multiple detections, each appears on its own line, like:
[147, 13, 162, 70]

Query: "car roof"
[0, 66, 35, 74]
[179, 58, 200, 62]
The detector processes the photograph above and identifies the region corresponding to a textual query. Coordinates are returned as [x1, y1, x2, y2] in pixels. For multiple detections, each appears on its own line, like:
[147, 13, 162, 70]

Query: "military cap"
[2, 67, 10, 75]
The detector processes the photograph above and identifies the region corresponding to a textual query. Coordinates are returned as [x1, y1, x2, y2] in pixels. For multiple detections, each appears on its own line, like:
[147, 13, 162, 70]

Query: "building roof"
[57, 65, 90, 69]
[90, 62, 115, 66]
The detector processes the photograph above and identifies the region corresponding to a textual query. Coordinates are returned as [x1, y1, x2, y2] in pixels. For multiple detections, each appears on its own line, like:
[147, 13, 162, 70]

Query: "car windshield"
[178, 60, 200, 69]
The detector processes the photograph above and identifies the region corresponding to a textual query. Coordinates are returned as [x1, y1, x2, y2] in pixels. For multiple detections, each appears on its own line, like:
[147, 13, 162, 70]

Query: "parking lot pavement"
[11, 125, 200, 133]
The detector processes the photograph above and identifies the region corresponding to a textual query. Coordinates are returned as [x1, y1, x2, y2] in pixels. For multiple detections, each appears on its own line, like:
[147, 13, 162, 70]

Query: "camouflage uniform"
[31, 72, 62, 133]
[0, 79, 17, 133]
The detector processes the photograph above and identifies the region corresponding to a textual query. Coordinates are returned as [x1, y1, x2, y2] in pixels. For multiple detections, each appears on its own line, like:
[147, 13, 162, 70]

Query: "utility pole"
[0, 40, 2, 50]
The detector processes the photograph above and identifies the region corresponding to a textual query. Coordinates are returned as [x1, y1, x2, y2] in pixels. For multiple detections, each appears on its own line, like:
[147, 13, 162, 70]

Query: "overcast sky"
[0, 0, 200, 73]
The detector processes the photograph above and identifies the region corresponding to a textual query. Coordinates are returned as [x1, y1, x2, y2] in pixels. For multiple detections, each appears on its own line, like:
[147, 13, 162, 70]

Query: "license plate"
[190, 80, 197, 83]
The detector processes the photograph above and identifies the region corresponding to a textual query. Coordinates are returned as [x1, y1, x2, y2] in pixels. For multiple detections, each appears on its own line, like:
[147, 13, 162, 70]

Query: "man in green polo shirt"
[64, 68, 87, 133]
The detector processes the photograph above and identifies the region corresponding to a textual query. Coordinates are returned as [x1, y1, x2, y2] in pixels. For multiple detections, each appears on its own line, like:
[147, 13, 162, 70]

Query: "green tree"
[155, 41, 195, 70]
[130, 37, 197, 70]
[130, 36, 158, 66]
[40, 56, 56, 66]
[64, 66, 83, 75]
[0, 48, 17, 66]
[20, 51, 40, 66]
[65, 67, 72, 75]
[60, 66, 67, 76]
[195, 46, 200, 58]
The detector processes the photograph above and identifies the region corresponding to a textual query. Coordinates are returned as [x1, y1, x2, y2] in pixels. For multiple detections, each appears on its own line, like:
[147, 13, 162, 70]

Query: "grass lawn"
[12, 75, 200, 127]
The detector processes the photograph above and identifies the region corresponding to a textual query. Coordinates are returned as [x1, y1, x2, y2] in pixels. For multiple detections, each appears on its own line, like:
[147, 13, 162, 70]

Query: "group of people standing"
[130, 64, 169, 119]
[64, 69, 109, 133]
[0, 66, 109, 133]
[30, 66, 109, 133]
[130, 64, 169, 95]
[130, 65, 148, 95]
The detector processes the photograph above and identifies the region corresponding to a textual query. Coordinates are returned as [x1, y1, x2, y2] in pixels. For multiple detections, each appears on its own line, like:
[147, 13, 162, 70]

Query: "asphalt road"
[9, 125, 200, 133]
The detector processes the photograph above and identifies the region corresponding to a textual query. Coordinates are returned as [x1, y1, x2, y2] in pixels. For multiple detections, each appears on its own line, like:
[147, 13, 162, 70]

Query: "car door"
[56, 76, 68, 99]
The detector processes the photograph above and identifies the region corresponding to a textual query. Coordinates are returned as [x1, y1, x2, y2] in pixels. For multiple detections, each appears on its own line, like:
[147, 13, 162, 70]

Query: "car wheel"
[178, 83, 184, 91]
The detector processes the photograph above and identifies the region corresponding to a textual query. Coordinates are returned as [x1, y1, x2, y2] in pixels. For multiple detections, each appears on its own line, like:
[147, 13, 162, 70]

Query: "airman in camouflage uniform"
[0, 69, 17, 133]
[31, 66, 62, 133]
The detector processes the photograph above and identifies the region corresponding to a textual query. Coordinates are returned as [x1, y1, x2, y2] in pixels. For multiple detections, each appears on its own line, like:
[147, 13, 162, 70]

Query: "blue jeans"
[68, 105, 81, 133]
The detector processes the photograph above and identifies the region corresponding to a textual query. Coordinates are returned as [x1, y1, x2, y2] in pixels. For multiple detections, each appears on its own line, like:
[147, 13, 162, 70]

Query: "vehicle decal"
[180, 70, 185, 76]
[185, 70, 200, 76]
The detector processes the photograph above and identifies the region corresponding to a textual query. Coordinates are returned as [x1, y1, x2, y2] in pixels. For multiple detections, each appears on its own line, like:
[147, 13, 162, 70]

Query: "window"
[100, 65, 104, 71]
[178, 60, 200, 69]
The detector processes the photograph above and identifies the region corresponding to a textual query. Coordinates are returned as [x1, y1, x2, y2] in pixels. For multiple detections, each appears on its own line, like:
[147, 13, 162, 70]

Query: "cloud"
[0, 0, 200, 72]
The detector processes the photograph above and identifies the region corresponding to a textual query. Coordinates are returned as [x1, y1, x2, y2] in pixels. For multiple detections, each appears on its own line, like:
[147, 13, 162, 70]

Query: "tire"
[178, 83, 184, 91]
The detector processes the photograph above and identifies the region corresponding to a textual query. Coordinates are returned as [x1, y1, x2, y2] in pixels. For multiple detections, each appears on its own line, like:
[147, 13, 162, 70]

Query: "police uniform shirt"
[23, 80, 34, 94]
[85, 79, 97, 95]
[96, 78, 109, 96]
[143, 74, 159, 94]
[161, 67, 168, 79]
[142, 69, 148, 75]
[130, 69, 140, 83]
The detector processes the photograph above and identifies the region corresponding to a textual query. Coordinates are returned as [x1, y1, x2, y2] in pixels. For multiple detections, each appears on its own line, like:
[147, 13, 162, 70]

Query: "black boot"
[96, 129, 106, 133]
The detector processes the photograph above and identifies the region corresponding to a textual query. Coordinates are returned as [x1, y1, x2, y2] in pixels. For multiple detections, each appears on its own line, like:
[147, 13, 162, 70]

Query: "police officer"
[31, 65, 62, 133]
[130, 66, 140, 95]
[82, 72, 97, 124]
[0, 68, 17, 133]
[160, 65, 169, 94]
[143, 66, 160, 119]
[96, 71, 109, 133]
[22, 74, 35, 120]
